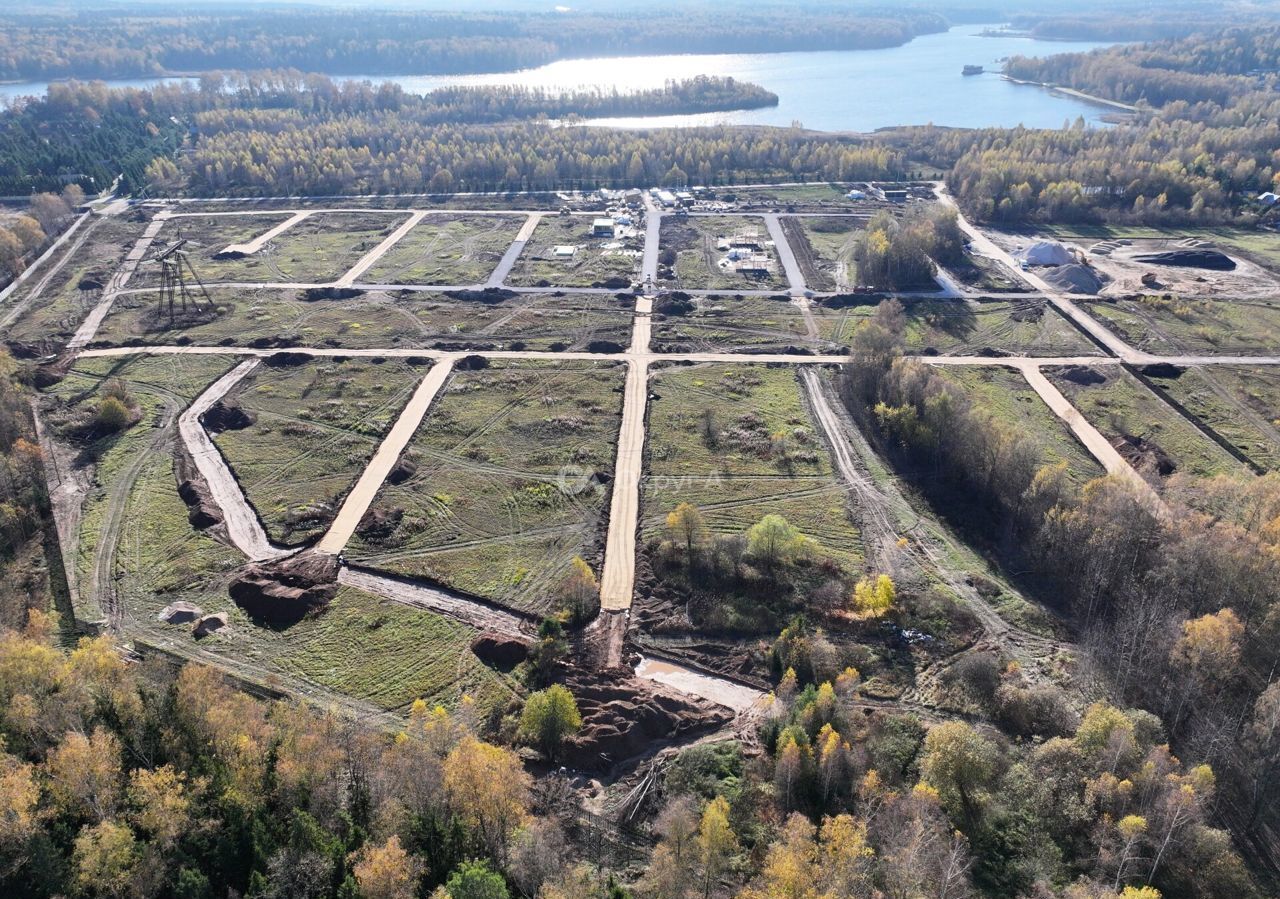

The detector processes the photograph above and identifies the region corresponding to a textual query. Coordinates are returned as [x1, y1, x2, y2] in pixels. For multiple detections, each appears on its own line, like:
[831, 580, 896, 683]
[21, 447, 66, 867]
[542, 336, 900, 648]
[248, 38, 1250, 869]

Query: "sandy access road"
[315, 358, 456, 554]
[180, 359, 294, 562]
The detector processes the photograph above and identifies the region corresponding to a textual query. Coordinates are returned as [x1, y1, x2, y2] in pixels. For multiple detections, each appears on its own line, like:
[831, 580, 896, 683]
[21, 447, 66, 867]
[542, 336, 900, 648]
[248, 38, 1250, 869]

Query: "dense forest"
[839, 304, 1280, 897]
[0, 7, 946, 81]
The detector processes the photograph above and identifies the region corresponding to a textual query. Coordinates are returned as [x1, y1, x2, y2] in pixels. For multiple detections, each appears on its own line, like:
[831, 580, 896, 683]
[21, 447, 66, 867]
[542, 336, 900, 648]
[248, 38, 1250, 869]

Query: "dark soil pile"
[1134, 249, 1236, 270]
[229, 551, 339, 625]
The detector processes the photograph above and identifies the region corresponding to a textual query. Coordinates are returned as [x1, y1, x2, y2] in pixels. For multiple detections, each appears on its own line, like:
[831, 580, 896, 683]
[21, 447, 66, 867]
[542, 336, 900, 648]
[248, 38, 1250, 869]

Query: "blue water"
[0, 25, 1119, 132]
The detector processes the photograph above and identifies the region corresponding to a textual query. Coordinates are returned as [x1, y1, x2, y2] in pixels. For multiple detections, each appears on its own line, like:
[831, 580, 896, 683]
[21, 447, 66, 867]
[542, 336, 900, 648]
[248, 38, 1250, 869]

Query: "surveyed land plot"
[346, 359, 626, 615]
[641, 363, 863, 569]
[40, 353, 243, 621]
[360, 214, 525, 286]
[209, 356, 433, 545]
[934, 365, 1107, 484]
[134, 211, 415, 285]
[1080, 295, 1280, 357]
[1045, 365, 1248, 484]
[781, 215, 863, 291]
[660, 215, 789, 291]
[651, 295, 840, 355]
[505, 215, 642, 288]
[95, 288, 636, 352]
[1143, 364, 1280, 471]
[126, 213, 295, 289]
[819, 297, 1103, 358]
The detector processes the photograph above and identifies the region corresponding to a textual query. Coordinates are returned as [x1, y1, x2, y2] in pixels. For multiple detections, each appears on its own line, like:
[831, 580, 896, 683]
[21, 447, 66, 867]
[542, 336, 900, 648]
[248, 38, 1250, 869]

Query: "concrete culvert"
[158, 601, 203, 624]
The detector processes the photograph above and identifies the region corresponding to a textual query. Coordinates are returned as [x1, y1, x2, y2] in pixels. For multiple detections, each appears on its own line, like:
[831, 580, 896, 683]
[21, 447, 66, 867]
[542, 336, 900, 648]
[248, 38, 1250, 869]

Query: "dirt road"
[316, 358, 456, 554]
[220, 210, 312, 256]
[0, 212, 97, 331]
[179, 359, 293, 562]
[486, 213, 542, 288]
[69, 212, 171, 349]
[334, 211, 423, 287]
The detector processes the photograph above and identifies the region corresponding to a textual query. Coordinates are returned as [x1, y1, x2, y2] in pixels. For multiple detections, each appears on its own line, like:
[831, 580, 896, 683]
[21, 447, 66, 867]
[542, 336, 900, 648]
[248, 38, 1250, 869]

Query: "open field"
[131, 211, 414, 286]
[506, 215, 641, 288]
[347, 359, 626, 615]
[40, 353, 241, 621]
[641, 363, 862, 568]
[781, 215, 862, 291]
[935, 365, 1105, 483]
[4, 213, 152, 349]
[96, 288, 634, 352]
[360, 214, 523, 285]
[1045, 365, 1245, 484]
[660, 216, 789, 291]
[1139, 364, 1280, 472]
[211, 356, 432, 545]
[1078, 295, 1280, 356]
[819, 297, 1103, 357]
[652, 295, 839, 354]
[1035, 223, 1280, 274]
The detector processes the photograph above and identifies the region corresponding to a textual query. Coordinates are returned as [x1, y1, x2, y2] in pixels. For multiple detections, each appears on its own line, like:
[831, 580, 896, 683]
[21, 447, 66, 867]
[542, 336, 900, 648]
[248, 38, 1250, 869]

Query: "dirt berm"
[1134, 249, 1236, 270]
[558, 669, 731, 771]
[229, 551, 339, 625]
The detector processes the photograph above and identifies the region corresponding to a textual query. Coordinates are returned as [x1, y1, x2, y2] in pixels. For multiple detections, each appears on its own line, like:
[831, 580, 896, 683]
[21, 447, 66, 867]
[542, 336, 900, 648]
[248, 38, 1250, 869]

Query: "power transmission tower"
[149, 237, 211, 325]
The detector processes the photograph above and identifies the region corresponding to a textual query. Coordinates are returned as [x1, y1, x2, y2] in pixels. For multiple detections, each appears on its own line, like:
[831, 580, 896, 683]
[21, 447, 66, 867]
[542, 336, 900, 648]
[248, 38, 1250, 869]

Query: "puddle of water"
[635, 656, 764, 712]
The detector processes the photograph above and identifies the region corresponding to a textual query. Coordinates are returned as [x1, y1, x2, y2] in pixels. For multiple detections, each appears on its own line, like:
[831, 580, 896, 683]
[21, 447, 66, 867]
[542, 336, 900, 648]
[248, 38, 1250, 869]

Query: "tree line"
[840, 301, 1280, 891]
[0, 8, 945, 81]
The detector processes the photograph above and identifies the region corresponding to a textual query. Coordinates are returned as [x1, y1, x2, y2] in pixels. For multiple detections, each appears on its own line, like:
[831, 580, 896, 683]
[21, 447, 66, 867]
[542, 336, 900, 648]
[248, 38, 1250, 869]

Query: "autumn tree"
[919, 721, 1000, 821]
[666, 502, 707, 563]
[351, 836, 422, 899]
[746, 514, 806, 571]
[518, 685, 582, 762]
[697, 796, 739, 899]
[851, 574, 895, 617]
[443, 736, 530, 864]
[558, 557, 599, 623]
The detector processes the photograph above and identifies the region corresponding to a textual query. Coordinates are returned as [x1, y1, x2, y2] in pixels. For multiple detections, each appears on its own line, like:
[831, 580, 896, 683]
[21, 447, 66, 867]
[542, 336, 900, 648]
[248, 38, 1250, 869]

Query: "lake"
[0, 25, 1120, 132]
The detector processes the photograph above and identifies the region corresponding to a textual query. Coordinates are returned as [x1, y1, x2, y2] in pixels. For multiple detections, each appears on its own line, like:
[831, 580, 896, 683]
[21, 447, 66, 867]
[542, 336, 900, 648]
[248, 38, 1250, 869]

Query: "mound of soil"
[356, 506, 403, 542]
[78, 273, 105, 290]
[655, 294, 695, 316]
[586, 340, 625, 354]
[470, 633, 530, 670]
[302, 287, 364, 301]
[444, 287, 516, 304]
[558, 670, 731, 771]
[1058, 365, 1108, 386]
[158, 601, 203, 624]
[1113, 433, 1176, 477]
[1138, 362, 1186, 379]
[264, 351, 312, 368]
[228, 551, 339, 625]
[1041, 263, 1105, 295]
[213, 250, 247, 260]
[202, 400, 255, 433]
[456, 354, 490, 371]
[1134, 249, 1236, 270]
[177, 478, 222, 530]
[1020, 240, 1075, 266]
[386, 457, 417, 485]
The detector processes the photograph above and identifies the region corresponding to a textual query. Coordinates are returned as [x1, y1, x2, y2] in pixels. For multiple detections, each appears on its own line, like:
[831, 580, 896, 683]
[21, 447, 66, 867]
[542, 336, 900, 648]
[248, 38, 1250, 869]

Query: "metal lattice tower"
[149, 236, 211, 324]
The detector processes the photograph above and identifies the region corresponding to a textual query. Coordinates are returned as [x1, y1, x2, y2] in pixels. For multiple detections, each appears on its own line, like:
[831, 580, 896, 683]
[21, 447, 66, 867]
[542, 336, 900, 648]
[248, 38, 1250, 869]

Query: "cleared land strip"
[486, 212, 542, 287]
[220, 210, 312, 256]
[335, 211, 425, 287]
[763, 213, 807, 295]
[315, 357, 456, 554]
[338, 566, 527, 638]
[0, 213, 100, 333]
[69, 212, 171, 349]
[0, 211, 92, 307]
[180, 359, 294, 562]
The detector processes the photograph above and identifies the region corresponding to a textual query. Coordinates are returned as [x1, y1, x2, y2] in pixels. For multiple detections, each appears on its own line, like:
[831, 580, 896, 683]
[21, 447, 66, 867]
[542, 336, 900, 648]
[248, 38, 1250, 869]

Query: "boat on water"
[962, 64, 985, 76]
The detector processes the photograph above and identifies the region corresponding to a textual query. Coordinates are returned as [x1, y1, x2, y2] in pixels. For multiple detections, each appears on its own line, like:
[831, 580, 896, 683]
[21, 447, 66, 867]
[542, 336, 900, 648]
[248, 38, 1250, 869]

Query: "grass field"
[132, 211, 413, 286]
[506, 215, 641, 288]
[782, 216, 863, 291]
[40, 353, 241, 621]
[1078, 296, 1280, 356]
[652, 295, 839, 354]
[212, 357, 432, 545]
[1045, 366, 1245, 483]
[5, 213, 151, 348]
[935, 366, 1105, 483]
[360, 214, 523, 285]
[641, 363, 863, 571]
[660, 216, 789, 291]
[96, 288, 634, 352]
[347, 360, 626, 614]
[1139, 365, 1280, 472]
[819, 298, 1102, 357]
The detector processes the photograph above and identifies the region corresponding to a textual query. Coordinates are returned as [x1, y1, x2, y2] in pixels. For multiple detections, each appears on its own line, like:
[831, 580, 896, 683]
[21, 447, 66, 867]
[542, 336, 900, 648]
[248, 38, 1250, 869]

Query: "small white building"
[655, 190, 678, 208]
[553, 245, 578, 258]
[592, 218, 616, 237]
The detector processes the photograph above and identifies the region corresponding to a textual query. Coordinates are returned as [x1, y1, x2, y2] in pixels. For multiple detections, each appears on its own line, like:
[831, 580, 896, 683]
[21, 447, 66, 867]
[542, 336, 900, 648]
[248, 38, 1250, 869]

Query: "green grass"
[40, 354, 241, 621]
[347, 359, 626, 614]
[506, 215, 641, 288]
[133, 211, 413, 285]
[1139, 365, 1280, 472]
[783, 216, 862, 291]
[212, 357, 432, 544]
[1045, 366, 1245, 482]
[641, 363, 862, 572]
[1079, 296, 1280, 356]
[936, 366, 1105, 483]
[659, 216, 789, 291]
[819, 298, 1101, 357]
[1036, 223, 1280, 272]
[361, 214, 523, 285]
[126, 213, 293, 289]
[96, 288, 634, 352]
[652, 295, 838, 354]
